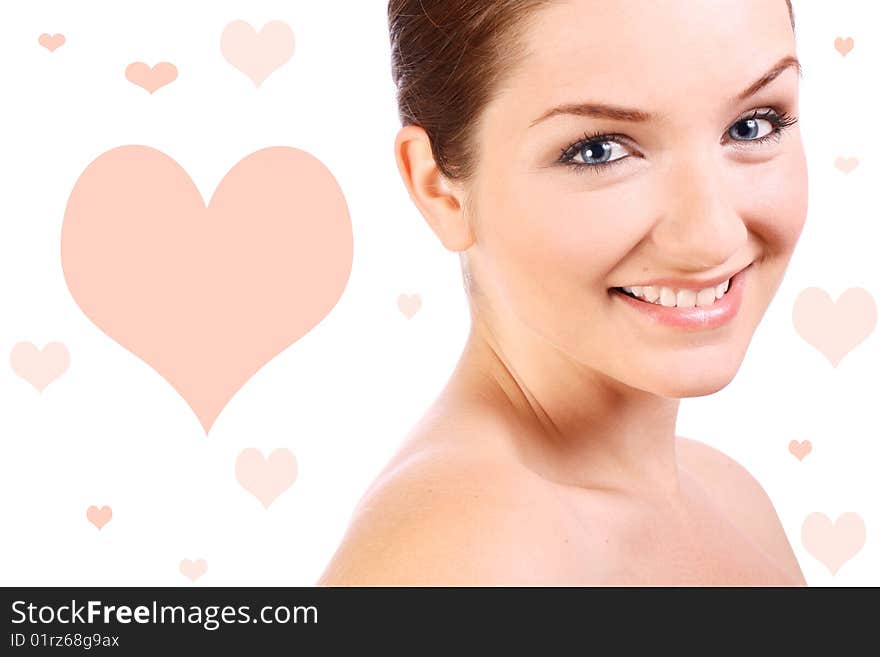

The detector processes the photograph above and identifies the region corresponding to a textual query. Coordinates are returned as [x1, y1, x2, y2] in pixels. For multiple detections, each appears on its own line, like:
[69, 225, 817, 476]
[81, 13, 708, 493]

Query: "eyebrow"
[528, 55, 803, 128]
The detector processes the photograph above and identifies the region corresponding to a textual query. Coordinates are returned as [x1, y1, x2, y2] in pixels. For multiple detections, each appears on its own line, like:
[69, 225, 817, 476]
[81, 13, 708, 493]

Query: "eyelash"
[557, 108, 800, 176]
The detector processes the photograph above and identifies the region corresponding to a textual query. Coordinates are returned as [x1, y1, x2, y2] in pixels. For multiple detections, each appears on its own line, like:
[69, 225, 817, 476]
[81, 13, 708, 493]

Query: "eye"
[725, 108, 799, 148]
[557, 107, 799, 177]
[729, 114, 775, 141]
[557, 131, 633, 176]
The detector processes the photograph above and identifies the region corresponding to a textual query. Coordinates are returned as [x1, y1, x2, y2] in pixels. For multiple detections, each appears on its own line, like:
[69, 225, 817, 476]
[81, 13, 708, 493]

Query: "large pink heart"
[61, 145, 352, 433]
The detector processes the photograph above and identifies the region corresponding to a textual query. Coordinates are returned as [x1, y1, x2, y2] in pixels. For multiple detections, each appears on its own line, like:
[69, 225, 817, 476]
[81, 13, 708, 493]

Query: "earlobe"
[394, 125, 475, 253]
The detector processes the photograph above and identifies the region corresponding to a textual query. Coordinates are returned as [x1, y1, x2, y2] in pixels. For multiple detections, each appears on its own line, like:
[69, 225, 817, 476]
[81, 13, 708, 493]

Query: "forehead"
[502, 0, 796, 119]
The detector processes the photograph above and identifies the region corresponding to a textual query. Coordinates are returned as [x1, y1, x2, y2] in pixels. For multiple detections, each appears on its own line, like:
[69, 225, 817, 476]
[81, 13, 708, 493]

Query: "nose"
[652, 151, 748, 270]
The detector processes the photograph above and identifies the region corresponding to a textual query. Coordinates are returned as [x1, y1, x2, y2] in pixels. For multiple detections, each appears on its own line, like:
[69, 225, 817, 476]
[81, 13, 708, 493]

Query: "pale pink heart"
[235, 448, 298, 508]
[834, 157, 859, 173]
[398, 293, 422, 319]
[792, 287, 876, 367]
[801, 512, 865, 575]
[38, 33, 66, 52]
[834, 36, 854, 56]
[61, 145, 352, 433]
[125, 62, 178, 94]
[221, 20, 295, 87]
[788, 439, 812, 461]
[86, 505, 112, 530]
[180, 558, 208, 582]
[10, 341, 70, 392]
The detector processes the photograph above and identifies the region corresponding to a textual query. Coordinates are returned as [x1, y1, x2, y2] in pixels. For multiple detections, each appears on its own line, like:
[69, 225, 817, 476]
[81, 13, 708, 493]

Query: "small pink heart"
[38, 33, 66, 52]
[125, 62, 178, 94]
[788, 439, 812, 461]
[86, 505, 112, 530]
[792, 287, 876, 367]
[180, 558, 208, 582]
[834, 36, 854, 56]
[801, 512, 865, 575]
[834, 156, 859, 173]
[398, 293, 422, 319]
[10, 341, 70, 392]
[235, 448, 297, 508]
[221, 20, 295, 87]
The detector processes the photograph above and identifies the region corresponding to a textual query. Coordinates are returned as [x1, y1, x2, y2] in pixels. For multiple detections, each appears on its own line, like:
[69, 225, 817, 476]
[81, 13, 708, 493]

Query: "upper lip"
[615, 263, 751, 291]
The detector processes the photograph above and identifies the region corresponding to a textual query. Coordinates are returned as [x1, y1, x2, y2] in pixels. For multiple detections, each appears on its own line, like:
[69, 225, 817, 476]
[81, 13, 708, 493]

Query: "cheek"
[739, 147, 809, 250]
[481, 172, 661, 356]
[488, 176, 638, 291]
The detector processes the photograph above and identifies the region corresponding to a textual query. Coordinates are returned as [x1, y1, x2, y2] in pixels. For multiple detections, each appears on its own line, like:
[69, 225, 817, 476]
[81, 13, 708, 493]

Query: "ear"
[394, 125, 475, 252]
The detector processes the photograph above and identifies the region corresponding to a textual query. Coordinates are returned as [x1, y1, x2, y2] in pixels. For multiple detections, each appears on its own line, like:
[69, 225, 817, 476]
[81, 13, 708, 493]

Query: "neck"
[439, 317, 686, 505]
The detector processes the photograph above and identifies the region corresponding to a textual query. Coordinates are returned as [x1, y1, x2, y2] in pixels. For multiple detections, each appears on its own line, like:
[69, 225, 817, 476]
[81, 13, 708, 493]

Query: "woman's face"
[466, 0, 807, 397]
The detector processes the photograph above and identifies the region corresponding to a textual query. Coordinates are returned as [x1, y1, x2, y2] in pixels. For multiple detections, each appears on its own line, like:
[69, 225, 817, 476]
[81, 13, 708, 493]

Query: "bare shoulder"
[315, 447, 574, 586]
[676, 435, 806, 585]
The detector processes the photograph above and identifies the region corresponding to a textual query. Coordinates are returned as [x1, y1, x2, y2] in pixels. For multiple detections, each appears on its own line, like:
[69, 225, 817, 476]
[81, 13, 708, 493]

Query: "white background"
[0, 0, 877, 586]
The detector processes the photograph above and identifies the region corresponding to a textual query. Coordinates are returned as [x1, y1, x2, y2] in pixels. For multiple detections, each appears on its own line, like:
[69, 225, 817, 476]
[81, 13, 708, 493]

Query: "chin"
[651, 370, 739, 398]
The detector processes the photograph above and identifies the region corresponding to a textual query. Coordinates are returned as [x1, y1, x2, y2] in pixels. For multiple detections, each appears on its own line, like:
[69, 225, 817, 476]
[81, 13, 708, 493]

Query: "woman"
[318, 0, 808, 586]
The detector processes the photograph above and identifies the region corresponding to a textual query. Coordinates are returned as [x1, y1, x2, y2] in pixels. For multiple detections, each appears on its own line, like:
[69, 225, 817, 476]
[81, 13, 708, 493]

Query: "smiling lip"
[614, 264, 750, 291]
[611, 263, 752, 330]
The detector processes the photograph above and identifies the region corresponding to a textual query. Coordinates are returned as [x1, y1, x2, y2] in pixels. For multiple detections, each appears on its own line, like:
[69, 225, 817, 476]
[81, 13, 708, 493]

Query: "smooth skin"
[318, 0, 808, 586]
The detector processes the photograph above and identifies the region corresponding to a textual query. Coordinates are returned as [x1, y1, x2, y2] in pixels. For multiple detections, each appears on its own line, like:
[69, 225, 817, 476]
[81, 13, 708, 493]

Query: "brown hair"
[388, 0, 795, 189]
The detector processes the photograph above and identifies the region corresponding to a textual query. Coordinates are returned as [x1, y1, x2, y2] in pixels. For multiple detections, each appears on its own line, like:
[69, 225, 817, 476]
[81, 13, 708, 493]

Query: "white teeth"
[676, 289, 697, 308]
[696, 287, 717, 307]
[659, 287, 677, 307]
[620, 278, 731, 307]
[638, 286, 660, 302]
